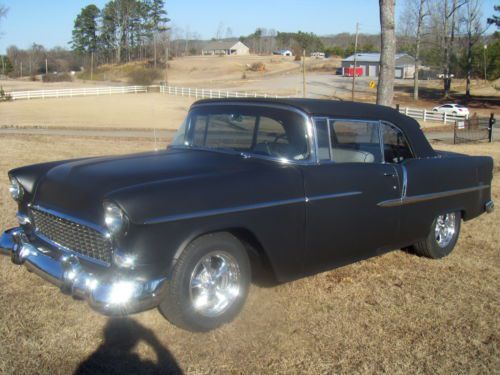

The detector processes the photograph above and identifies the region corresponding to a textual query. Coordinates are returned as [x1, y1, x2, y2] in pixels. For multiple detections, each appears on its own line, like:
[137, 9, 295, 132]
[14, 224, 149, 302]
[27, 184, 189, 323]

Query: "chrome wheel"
[434, 213, 456, 248]
[189, 251, 241, 318]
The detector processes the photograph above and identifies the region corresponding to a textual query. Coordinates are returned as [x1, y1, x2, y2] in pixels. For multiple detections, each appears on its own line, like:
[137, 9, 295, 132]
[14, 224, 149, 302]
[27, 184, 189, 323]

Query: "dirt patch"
[0, 135, 498, 374]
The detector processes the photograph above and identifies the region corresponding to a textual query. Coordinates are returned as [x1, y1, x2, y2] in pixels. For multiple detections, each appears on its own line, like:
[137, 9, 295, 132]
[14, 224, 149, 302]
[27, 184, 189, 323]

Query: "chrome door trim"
[144, 191, 362, 225]
[306, 191, 362, 202]
[377, 185, 490, 207]
[144, 197, 306, 224]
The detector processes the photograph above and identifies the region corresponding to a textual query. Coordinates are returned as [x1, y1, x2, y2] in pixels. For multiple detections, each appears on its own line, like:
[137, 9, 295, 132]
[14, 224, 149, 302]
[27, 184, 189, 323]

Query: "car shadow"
[74, 318, 183, 375]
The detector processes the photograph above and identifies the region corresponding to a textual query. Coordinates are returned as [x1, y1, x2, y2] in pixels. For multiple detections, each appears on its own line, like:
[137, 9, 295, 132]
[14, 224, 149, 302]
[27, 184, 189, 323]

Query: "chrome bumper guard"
[0, 227, 167, 315]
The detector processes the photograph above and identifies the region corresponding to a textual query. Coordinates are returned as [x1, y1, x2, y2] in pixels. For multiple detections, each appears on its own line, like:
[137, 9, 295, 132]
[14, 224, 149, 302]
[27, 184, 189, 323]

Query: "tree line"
[1, 0, 498, 98]
[398, 0, 499, 98]
[71, 0, 169, 66]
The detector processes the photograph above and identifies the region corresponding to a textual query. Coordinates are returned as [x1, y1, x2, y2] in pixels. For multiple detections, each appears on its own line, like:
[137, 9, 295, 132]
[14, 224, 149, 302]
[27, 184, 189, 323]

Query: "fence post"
[489, 113, 495, 143]
[405, 107, 408, 116]
[443, 112, 447, 124]
[453, 121, 457, 144]
[396, 104, 400, 112]
[423, 109, 426, 122]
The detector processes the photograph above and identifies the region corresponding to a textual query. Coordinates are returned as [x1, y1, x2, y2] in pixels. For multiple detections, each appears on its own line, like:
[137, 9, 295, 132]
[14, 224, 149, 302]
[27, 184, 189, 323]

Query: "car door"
[300, 118, 401, 275]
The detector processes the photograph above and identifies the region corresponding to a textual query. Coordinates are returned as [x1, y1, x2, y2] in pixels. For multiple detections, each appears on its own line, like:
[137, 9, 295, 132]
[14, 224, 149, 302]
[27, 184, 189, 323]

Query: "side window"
[329, 120, 382, 163]
[254, 116, 306, 160]
[192, 114, 255, 149]
[314, 118, 331, 161]
[381, 122, 413, 163]
[255, 116, 288, 146]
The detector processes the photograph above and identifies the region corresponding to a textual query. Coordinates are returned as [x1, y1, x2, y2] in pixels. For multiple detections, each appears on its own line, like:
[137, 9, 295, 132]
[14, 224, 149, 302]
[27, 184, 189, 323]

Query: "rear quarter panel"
[400, 154, 493, 245]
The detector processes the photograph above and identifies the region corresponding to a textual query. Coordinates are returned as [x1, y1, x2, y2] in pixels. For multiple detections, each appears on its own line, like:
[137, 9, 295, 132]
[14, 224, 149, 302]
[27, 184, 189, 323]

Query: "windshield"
[171, 105, 310, 161]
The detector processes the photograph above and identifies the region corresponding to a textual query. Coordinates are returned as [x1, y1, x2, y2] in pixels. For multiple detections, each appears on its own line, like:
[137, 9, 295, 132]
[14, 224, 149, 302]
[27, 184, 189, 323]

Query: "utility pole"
[45, 59, 48, 76]
[154, 34, 157, 69]
[302, 49, 307, 98]
[164, 47, 169, 85]
[90, 51, 94, 81]
[351, 22, 359, 101]
[20, 61, 23, 78]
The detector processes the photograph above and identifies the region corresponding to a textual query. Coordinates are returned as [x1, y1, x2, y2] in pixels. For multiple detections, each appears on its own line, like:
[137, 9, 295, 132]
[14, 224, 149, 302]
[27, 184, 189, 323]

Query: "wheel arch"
[171, 226, 278, 283]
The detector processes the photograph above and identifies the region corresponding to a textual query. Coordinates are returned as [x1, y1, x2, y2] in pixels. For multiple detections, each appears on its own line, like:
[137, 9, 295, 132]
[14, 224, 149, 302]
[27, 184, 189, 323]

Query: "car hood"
[32, 148, 266, 224]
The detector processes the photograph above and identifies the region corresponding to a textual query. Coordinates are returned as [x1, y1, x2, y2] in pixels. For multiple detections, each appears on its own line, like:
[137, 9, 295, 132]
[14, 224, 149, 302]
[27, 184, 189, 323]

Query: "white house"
[202, 41, 250, 56]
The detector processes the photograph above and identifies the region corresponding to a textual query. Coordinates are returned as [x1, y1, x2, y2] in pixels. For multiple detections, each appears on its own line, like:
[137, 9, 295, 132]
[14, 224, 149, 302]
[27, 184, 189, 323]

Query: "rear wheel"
[159, 232, 251, 332]
[411, 211, 461, 259]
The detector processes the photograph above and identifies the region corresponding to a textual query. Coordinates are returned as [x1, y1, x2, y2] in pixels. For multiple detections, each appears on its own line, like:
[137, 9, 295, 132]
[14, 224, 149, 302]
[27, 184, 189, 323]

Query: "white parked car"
[273, 49, 293, 56]
[432, 104, 469, 117]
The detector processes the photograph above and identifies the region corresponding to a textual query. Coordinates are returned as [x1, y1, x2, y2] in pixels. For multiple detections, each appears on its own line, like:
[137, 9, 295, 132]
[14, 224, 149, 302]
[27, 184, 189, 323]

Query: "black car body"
[1, 98, 494, 331]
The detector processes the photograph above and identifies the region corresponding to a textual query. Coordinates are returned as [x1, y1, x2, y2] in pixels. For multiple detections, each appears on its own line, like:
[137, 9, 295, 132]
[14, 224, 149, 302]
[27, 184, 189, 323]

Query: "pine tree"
[71, 5, 101, 55]
[145, 0, 170, 67]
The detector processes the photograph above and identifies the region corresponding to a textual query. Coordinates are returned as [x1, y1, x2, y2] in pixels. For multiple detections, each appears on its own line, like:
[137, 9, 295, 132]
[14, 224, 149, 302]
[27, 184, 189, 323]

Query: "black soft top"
[192, 98, 436, 158]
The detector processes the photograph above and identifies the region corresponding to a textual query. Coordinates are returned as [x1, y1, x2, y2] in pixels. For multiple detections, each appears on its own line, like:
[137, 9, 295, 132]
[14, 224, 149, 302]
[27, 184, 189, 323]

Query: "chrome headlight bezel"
[103, 202, 128, 237]
[9, 177, 24, 202]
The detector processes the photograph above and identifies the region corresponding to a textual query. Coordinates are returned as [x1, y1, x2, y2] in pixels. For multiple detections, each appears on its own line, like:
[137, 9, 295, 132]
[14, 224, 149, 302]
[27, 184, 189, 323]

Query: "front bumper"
[0, 227, 167, 315]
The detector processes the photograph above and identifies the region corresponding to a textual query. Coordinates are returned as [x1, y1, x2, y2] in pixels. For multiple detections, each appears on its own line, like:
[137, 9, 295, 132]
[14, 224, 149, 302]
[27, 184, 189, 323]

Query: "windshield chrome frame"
[170, 102, 318, 165]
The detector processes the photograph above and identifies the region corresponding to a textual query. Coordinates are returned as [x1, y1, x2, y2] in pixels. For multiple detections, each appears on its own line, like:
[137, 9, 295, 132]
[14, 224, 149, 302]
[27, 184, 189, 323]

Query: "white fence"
[398, 106, 468, 124]
[5, 83, 467, 126]
[8, 85, 147, 100]
[160, 85, 285, 99]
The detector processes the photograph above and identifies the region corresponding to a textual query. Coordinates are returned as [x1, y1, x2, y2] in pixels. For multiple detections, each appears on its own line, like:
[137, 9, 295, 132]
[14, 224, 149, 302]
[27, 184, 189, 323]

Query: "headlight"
[104, 202, 128, 236]
[9, 177, 24, 201]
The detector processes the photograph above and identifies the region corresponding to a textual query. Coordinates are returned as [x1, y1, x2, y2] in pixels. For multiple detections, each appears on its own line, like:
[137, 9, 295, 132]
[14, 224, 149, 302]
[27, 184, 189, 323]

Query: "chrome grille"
[31, 207, 113, 265]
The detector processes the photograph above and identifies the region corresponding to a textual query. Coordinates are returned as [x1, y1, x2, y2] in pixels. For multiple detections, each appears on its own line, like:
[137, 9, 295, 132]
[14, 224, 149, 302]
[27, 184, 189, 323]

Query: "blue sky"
[0, 0, 497, 53]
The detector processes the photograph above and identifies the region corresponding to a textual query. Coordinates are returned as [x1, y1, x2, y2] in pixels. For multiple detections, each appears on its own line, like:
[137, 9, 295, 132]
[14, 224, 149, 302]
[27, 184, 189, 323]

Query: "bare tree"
[0, 3, 8, 38]
[462, 0, 487, 97]
[377, 0, 396, 107]
[413, 0, 429, 100]
[215, 22, 224, 41]
[401, 0, 430, 100]
[435, 0, 466, 97]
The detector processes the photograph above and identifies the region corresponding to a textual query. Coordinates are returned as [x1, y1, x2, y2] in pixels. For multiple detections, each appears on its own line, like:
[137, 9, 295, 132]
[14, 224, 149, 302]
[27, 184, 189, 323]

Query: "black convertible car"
[1, 98, 494, 331]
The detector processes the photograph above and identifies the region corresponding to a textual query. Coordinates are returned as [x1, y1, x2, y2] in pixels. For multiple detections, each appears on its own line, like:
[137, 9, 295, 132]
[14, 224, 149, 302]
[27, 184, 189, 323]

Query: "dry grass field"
[0, 134, 498, 375]
[0, 94, 193, 130]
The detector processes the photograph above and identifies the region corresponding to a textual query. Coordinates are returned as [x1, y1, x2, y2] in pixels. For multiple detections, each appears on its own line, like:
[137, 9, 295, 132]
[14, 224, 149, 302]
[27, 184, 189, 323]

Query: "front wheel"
[159, 232, 251, 332]
[411, 211, 461, 259]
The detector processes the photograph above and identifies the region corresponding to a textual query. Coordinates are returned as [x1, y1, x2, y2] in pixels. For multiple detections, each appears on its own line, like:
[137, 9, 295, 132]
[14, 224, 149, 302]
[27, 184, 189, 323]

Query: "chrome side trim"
[144, 197, 305, 224]
[378, 185, 490, 207]
[145, 191, 362, 224]
[306, 191, 362, 202]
